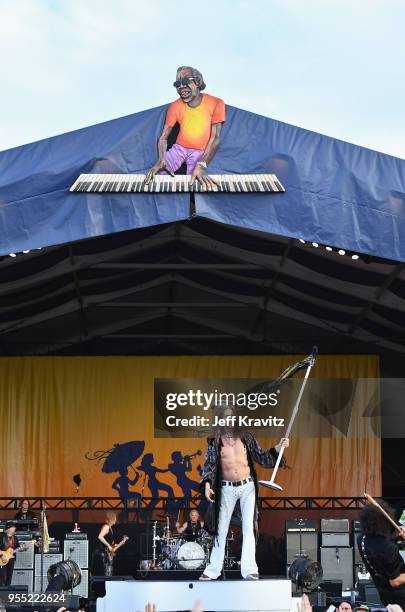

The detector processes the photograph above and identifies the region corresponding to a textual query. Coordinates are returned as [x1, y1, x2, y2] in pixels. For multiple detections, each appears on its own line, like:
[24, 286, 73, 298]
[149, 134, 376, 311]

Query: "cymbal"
[156, 513, 177, 519]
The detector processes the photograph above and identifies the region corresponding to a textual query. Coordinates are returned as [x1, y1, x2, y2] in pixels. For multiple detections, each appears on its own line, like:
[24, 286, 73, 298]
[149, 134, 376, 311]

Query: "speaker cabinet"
[64, 539, 89, 569]
[14, 544, 34, 569]
[320, 547, 353, 590]
[321, 533, 350, 547]
[286, 531, 318, 564]
[11, 569, 33, 591]
[321, 519, 349, 532]
[35, 553, 63, 575]
[72, 569, 88, 598]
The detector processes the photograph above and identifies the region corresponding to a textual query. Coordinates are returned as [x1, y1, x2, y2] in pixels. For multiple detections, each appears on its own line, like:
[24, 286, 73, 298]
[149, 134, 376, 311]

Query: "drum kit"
[148, 514, 236, 571]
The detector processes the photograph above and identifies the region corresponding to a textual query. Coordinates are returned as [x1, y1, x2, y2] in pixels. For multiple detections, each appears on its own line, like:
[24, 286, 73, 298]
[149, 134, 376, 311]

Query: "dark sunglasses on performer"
[173, 77, 197, 88]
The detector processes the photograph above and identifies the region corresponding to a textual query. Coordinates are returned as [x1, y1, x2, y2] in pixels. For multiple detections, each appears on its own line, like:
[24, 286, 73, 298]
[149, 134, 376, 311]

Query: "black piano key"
[253, 181, 260, 191]
[237, 181, 243, 192]
[273, 178, 283, 191]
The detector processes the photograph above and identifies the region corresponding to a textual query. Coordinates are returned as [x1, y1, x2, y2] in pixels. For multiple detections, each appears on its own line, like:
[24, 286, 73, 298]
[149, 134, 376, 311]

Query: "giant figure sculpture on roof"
[146, 66, 226, 189]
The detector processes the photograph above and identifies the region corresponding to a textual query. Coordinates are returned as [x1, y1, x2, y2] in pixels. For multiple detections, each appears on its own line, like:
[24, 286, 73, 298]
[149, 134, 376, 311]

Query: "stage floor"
[96, 578, 297, 612]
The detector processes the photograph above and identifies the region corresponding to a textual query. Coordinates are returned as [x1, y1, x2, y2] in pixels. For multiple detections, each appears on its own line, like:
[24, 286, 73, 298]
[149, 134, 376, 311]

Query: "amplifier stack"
[10, 531, 88, 598]
[64, 532, 89, 598]
[320, 519, 353, 591]
[286, 518, 318, 592]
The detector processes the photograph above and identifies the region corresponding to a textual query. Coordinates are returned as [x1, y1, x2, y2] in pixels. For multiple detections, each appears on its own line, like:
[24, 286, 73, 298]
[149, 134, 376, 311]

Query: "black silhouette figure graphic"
[168, 451, 201, 498]
[137, 453, 174, 510]
[86, 441, 145, 519]
[112, 467, 141, 504]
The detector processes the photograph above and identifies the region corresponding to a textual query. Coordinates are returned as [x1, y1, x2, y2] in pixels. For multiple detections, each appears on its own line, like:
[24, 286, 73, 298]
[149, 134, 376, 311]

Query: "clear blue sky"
[1, 0, 404, 158]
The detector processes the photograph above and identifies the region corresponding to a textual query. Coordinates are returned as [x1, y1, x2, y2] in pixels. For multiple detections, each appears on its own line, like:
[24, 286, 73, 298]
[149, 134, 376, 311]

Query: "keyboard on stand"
[70, 173, 285, 194]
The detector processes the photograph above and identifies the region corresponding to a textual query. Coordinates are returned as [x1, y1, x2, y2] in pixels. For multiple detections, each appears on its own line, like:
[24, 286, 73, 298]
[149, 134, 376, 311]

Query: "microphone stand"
[40, 504, 45, 592]
[259, 347, 318, 491]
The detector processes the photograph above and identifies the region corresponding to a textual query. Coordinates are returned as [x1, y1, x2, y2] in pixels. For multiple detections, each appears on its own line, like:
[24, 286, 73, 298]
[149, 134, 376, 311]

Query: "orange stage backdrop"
[0, 355, 380, 498]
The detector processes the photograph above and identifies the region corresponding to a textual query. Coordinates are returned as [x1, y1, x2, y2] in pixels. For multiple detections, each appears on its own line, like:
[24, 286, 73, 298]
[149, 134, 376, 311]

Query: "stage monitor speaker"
[35, 552, 63, 575]
[321, 533, 350, 547]
[321, 519, 349, 533]
[64, 539, 89, 569]
[286, 531, 318, 564]
[319, 579, 343, 597]
[14, 543, 34, 569]
[320, 547, 353, 590]
[11, 569, 33, 591]
[357, 580, 382, 606]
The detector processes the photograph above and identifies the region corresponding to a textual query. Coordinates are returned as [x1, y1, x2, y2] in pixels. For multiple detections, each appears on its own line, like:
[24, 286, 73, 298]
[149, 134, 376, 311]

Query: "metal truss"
[0, 496, 378, 511]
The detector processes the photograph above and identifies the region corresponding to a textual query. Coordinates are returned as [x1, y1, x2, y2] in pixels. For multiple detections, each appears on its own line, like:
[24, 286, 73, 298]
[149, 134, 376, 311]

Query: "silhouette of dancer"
[112, 467, 141, 518]
[137, 453, 174, 510]
[168, 451, 201, 498]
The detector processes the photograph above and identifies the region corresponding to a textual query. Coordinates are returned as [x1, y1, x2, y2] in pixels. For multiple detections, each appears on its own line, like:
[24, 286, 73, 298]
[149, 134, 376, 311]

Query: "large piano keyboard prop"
[70, 173, 285, 194]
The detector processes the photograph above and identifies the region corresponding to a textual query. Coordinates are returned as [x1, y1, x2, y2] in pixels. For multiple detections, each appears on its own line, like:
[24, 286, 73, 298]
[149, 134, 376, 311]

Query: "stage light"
[9, 253, 16, 257]
[47, 559, 81, 592]
[338, 249, 346, 255]
[325, 246, 333, 252]
[22, 250, 30, 254]
[352, 254, 359, 260]
[289, 556, 323, 592]
[299, 239, 306, 244]
[312, 242, 319, 247]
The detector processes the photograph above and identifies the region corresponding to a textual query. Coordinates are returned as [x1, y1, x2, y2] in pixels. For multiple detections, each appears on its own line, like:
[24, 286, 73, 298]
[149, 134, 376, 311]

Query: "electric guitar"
[0, 542, 32, 567]
[106, 535, 129, 561]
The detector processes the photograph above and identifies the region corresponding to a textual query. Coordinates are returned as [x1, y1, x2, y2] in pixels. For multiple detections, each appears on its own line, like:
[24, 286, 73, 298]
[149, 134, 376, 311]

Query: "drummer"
[175, 510, 205, 541]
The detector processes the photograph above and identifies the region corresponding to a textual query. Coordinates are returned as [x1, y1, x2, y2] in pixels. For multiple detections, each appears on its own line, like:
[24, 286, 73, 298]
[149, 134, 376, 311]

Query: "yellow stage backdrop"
[0, 355, 380, 498]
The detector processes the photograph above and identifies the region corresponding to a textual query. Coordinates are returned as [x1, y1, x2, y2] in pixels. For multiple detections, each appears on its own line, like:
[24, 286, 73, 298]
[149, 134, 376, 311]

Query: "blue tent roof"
[0, 103, 404, 260]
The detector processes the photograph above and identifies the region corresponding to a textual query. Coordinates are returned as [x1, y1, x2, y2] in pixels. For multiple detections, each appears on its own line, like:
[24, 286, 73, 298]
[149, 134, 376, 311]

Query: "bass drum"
[175, 541, 206, 570]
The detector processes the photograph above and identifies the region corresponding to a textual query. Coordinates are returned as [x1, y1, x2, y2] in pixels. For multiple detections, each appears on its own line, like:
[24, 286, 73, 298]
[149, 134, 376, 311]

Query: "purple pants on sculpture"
[163, 143, 204, 175]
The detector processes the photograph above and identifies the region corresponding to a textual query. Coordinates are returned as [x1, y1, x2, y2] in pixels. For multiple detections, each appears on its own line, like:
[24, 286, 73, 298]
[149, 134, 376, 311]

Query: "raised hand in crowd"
[387, 605, 404, 612]
[297, 593, 312, 612]
[145, 604, 156, 612]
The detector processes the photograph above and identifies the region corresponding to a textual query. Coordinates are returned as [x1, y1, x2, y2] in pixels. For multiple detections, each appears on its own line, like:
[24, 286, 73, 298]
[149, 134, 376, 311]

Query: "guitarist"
[96, 511, 128, 576]
[0, 521, 20, 586]
[358, 501, 405, 608]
